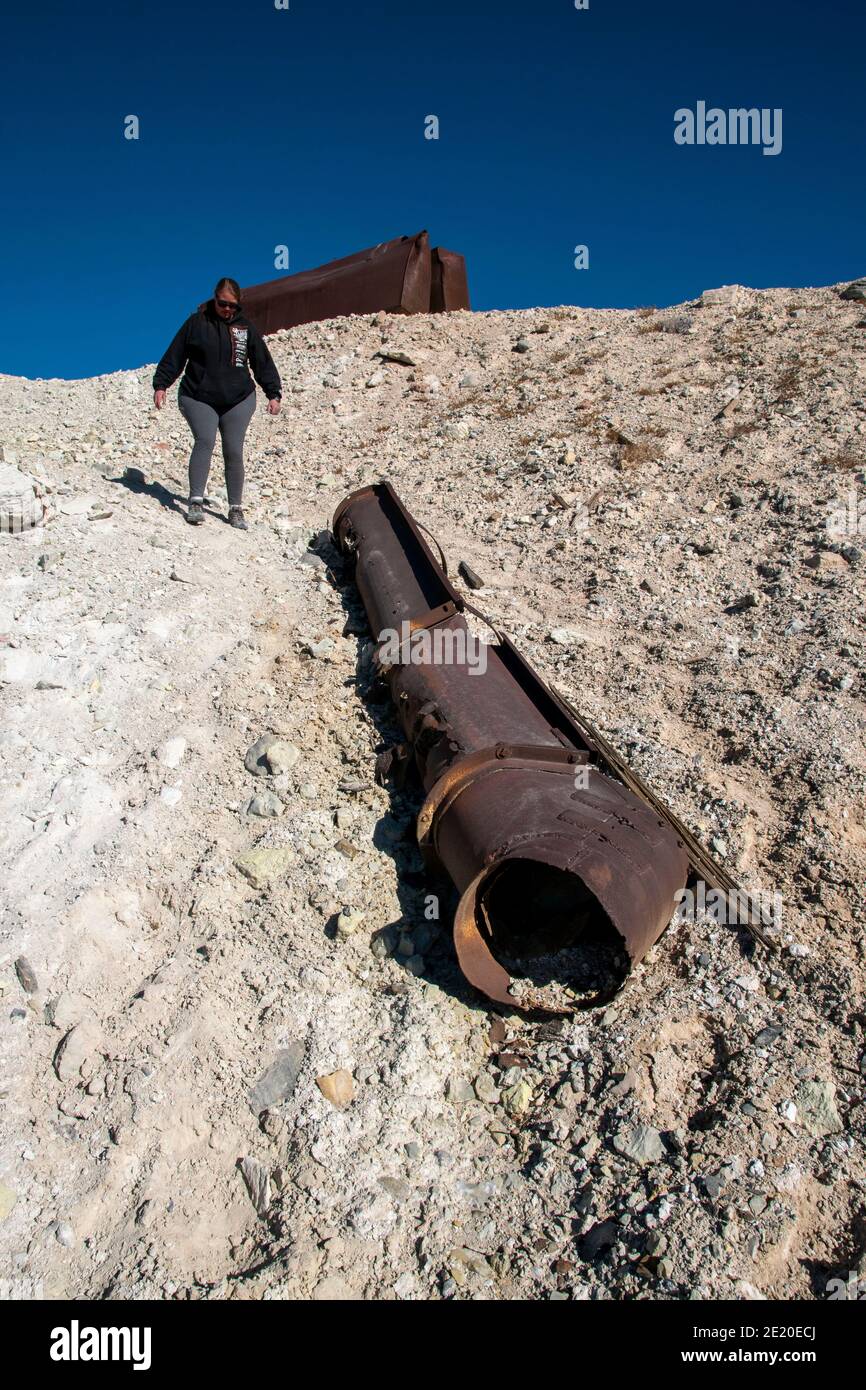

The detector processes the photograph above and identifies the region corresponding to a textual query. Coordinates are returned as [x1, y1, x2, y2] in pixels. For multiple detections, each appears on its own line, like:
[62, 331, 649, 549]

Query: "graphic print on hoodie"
[229, 325, 249, 368]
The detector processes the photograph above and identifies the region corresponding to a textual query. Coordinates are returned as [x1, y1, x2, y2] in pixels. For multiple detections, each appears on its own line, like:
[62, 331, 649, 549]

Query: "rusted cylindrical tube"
[333, 482, 689, 1010]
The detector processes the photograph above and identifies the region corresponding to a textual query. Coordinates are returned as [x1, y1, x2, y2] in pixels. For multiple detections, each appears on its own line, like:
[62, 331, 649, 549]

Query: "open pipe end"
[454, 857, 631, 1013]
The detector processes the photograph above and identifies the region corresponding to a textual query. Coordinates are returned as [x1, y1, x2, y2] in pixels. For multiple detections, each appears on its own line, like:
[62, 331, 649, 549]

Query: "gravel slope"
[0, 280, 864, 1301]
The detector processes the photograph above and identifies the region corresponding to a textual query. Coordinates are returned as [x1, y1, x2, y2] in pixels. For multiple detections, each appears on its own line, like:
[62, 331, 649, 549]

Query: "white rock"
[54, 1221, 76, 1248]
[336, 908, 364, 940]
[54, 1019, 103, 1082]
[239, 1157, 271, 1215]
[58, 495, 98, 516]
[701, 284, 748, 307]
[155, 736, 187, 769]
[445, 419, 471, 440]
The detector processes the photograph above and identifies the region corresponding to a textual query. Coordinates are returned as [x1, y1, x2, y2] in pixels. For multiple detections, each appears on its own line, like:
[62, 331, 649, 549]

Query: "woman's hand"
[267, 398, 281, 416]
[153, 389, 166, 410]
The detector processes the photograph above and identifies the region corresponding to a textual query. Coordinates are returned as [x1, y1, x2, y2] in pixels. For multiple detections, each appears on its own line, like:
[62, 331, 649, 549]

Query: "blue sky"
[1, 0, 863, 379]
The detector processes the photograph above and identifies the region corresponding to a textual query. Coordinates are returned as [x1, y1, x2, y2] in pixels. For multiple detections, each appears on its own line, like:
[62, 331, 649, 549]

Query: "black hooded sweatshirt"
[152, 300, 282, 409]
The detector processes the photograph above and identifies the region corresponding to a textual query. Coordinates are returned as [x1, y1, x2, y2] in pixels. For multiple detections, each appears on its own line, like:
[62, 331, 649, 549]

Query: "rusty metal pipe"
[333, 482, 690, 1011]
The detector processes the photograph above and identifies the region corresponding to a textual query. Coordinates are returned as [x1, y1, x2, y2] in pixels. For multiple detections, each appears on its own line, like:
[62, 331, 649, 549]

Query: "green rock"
[501, 1078, 533, 1117]
[234, 845, 297, 889]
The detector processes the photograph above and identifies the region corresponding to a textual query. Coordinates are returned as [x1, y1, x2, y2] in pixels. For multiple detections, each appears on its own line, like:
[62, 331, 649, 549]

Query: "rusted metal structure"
[199, 232, 469, 336]
[430, 246, 470, 313]
[333, 482, 702, 1012]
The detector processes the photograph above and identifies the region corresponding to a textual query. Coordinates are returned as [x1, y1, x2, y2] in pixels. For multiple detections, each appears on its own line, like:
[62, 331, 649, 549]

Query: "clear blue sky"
[1, 0, 863, 379]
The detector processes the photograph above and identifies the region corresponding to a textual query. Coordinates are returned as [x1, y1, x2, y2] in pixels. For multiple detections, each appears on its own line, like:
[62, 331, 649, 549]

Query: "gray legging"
[177, 390, 257, 507]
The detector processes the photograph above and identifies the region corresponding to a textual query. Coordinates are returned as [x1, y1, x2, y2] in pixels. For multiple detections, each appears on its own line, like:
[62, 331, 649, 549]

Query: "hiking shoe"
[228, 506, 248, 531]
[186, 498, 205, 525]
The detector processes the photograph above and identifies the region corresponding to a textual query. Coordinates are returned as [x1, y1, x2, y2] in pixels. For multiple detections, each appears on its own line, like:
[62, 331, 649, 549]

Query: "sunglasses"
[216, 298, 240, 310]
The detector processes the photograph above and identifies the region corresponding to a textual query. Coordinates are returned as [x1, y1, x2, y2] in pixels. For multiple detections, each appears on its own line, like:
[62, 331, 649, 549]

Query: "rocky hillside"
[0, 279, 864, 1301]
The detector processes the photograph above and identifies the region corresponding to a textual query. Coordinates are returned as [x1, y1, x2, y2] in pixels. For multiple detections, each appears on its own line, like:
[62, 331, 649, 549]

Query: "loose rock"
[316, 1069, 354, 1108]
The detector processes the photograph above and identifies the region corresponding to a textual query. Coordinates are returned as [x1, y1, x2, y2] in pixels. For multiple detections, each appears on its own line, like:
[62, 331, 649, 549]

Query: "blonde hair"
[214, 277, 241, 303]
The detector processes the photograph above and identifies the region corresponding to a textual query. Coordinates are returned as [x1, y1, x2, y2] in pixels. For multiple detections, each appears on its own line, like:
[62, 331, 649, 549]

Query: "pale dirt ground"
[0, 281, 864, 1301]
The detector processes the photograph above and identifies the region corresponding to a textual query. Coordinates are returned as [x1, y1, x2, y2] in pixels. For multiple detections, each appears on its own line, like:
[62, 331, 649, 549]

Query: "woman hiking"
[152, 277, 282, 529]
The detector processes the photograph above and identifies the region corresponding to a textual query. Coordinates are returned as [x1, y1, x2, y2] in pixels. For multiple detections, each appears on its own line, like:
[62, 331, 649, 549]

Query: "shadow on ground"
[315, 530, 487, 1017]
[111, 471, 235, 524]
